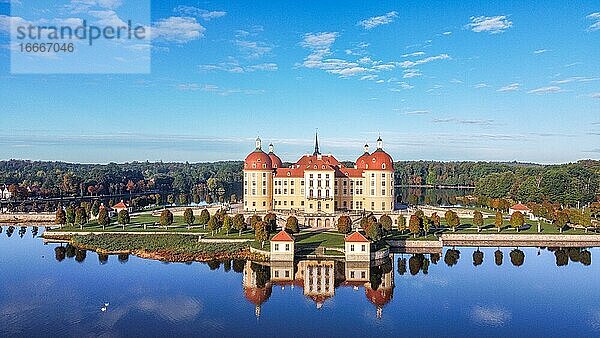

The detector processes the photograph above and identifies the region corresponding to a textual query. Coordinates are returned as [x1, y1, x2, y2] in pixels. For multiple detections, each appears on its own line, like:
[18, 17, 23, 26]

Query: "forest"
[0, 159, 598, 207]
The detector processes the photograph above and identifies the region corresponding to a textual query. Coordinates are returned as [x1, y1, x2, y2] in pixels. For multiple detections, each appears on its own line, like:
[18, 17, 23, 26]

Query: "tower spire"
[313, 130, 320, 155]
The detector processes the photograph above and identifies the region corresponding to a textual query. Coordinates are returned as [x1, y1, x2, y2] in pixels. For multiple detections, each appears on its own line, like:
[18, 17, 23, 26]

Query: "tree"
[264, 213, 278, 232]
[91, 200, 100, 217]
[555, 209, 569, 233]
[430, 212, 440, 230]
[444, 249, 460, 267]
[409, 214, 421, 238]
[183, 208, 195, 229]
[510, 249, 525, 267]
[445, 210, 460, 232]
[54, 206, 66, 227]
[397, 215, 406, 233]
[285, 216, 300, 233]
[207, 215, 221, 235]
[250, 214, 262, 228]
[117, 209, 130, 229]
[198, 209, 210, 227]
[473, 250, 484, 266]
[233, 214, 246, 236]
[380, 214, 392, 232]
[494, 250, 503, 266]
[65, 205, 75, 226]
[75, 206, 87, 229]
[510, 211, 525, 232]
[159, 209, 173, 228]
[98, 207, 110, 229]
[495, 212, 503, 232]
[473, 211, 484, 232]
[365, 222, 382, 241]
[254, 220, 269, 248]
[222, 215, 232, 235]
[337, 215, 352, 234]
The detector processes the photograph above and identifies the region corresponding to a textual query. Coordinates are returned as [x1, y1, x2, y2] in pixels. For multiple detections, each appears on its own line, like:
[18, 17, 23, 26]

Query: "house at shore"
[344, 231, 371, 261]
[112, 200, 132, 214]
[509, 203, 537, 220]
[269, 230, 295, 261]
[0, 184, 12, 200]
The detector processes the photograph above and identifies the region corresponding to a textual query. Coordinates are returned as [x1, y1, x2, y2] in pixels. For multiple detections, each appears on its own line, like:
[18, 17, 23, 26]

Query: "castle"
[243, 134, 395, 217]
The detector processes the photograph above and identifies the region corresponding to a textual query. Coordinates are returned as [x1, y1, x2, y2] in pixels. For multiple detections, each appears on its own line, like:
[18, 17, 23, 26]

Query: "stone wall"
[441, 233, 600, 247]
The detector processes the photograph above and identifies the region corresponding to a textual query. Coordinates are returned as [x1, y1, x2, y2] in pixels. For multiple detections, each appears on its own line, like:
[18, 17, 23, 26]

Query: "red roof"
[356, 149, 394, 171]
[271, 230, 294, 242]
[244, 285, 272, 305]
[113, 201, 128, 209]
[365, 286, 393, 307]
[511, 203, 530, 211]
[345, 232, 369, 242]
[244, 150, 273, 171]
[268, 152, 283, 168]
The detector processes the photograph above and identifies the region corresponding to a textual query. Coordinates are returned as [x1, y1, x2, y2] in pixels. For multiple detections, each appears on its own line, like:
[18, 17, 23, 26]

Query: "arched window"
[382, 163, 386, 169]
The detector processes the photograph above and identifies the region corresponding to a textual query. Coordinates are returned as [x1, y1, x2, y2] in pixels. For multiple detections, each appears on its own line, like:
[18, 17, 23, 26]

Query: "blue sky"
[0, 0, 599, 164]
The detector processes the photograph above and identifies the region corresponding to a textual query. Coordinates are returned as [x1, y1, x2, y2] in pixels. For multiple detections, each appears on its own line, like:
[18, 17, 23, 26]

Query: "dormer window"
[252, 163, 256, 168]
[314, 165, 317, 169]
[382, 163, 386, 169]
[263, 164, 267, 169]
[287, 172, 290, 177]
[372, 158, 376, 163]
[322, 165, 325, 169]
[365, 164, 368, 169]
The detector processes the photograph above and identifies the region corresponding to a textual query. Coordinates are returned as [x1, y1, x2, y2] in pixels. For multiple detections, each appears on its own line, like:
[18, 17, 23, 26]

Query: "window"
[291, 201, 294, 206]
[382, 201, 385, 209]
[350, 244, 355, 252]
[252, 202, 256, 206]
[285, 270, 290, 278]
[275, 270, 279, 277]
[301, 201, 305, 206]
[361, 244, 366, 252]
[371, 202, 375, 210]
[274, 244, 279, 251]
[263, 201, 266, 207]
[285, 244, 290, 251]
[350, 271, 355, 278]
[361, 271, 366, 278]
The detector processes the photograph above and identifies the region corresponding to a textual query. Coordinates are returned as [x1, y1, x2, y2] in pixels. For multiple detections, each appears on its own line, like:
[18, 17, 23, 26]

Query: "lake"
[1, 226, 599, 337]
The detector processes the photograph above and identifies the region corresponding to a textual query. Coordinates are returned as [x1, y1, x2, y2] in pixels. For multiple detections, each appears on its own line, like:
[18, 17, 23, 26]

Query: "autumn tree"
[495, 212, 503, 232]
[364, 221, 382, 241]
[445, 210, 460, 232]
[555, 209, 569, 233]
[65, 205, 75, 226]
[159, 209, 173, 228]
[54, 206, 66, 227]
[222, 215, 232, 235]
[264, 213, 278, 232]
[91, 200, 100, 218]
[198, 208, 210, 226]
[409, 214, 421, 238]
[510, 249, 525, 267]
[430, 212, 440, 230]
[473, 250, 484, 266]
[233, 214, 246, 236]
[183, 208, 195, 229]
[510, 211, 525, 232]
[397, 215, 406, 233]
[98, 207, 110, 229]
[473, 211, 484, 232]
[285, 216, 300, 233]
[250, 214, 262, 229]
[75, 206, 87, 229]
[254, 220, 269, 248]
[117, 209, 130, 229]
[380, 214, 392, 233]
[494, 250, 503, 266]
[207, 215, 221, 235]
[337, 215, 352, 234]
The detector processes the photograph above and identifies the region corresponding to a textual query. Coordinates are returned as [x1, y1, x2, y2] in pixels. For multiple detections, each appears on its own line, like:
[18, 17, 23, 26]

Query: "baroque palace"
[243, 134, 395, 219]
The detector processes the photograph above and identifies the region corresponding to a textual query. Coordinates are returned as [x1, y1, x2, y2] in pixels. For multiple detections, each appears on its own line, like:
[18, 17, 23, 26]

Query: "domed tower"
[268, 143, 283, 169]
[361, 136, 395, 212]
[243, 137, 274, 212]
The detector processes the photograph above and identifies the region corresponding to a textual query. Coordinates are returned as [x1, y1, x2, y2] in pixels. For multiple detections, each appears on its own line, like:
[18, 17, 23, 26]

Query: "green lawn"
[294, 231, 346, 248]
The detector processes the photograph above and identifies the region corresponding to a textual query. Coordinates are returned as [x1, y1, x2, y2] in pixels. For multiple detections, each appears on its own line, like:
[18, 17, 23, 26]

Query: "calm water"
[1, 226, 600, 337]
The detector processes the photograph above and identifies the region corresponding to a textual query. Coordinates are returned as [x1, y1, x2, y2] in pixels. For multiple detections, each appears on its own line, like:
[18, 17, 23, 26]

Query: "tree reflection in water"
[6, 226, 14, 238]
[118, 253, 129, 264]
[510, 249, 525, 267]
[397, 257, 407, 275]
[549, 247, 592, 267]
[473, 250, 484, 266]
[31, 226, 38, 238]
[75, 249, 87, 263]
[232, 259, 245, 273]
[444, 249, 460, 267]
[495, 250, 503, 266]
[54, 246, 66, 262]
[98, 253, 109, 265]
[19, 226, 26, 238]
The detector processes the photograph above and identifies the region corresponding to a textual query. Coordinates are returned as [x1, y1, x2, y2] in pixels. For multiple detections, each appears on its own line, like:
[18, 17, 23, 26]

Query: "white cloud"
[474, 83, 489, 88]
[360, 75, 378, 81]
[301, 31, 338, 66]
[235, 39, 272, 59]
[470, 305, 512, 327]
[174, 6, 226, 21]
[398, 54, 450, 68]
[178, 83, 264, 96]
[528, 86, 564, 94]
[533, 49, 550, 54]
[198, 61, 277, 73]
[590, 92, 600, 99]
[69, 0, 122, 11]
[442, 31, 452, 35]
[403, 69, 422, 78]
[587, 12, 600, 31]
[401, 51, 425, 58]
[152, 17, 205, 43]
[89, 10, 126, 27]
[467, 15, 513, 34]
[404, 110, 430, 115]
[497, 83, 520, 92]
[551, 76, 599, 84]
[358, 11, 398, 29]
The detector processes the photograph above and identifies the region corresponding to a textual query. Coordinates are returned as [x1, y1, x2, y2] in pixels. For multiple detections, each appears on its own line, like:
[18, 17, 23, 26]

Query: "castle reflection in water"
[243, 257, 395, 319]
